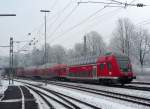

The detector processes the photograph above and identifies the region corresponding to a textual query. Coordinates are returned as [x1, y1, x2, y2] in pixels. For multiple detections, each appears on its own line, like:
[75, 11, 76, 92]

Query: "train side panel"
[67, 64, 95, 81]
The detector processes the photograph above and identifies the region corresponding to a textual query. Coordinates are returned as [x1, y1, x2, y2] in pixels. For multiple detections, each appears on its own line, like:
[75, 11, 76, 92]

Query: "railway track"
[109, 84, 150, 92]
[47, 81, 150, 107]
[33, 78, 150, 92]
[16, 79, 150, 108]
[16, 80, 102, 109]
[18, 78, 150, 92]
[55, 80, 150, 92]
[27, 86, 76, 109]
[27, 86, 55, 109]
[132, 81, 150, 85]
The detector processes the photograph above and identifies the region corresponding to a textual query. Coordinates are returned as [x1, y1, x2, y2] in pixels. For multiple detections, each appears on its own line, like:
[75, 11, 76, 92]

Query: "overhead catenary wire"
[50, 0, 59, 10]
[50, 0, 147, 44]
[48, 4, 78, 39]
[49, 6, 106, 43]
[22, 0, 75, 50]
[49, 0, 150, 43]
[46, 0, 73, 31]
[36, 1, 73, 40]
[76, 7, 123, 36]
[137, 21, 150, 26]
[17, 0, 62, 52]
[50, 7, 122, 44]
[109, 0, 123, 4]
[136, 18, 150, 26]
[79, 0, 149, 8]
[19, 0, 150, 52]
[77, 1, 121, 5]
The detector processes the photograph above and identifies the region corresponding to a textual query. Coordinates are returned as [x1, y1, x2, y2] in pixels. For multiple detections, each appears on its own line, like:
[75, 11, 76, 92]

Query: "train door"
[97, 63, 108, 77]
[92, 65, 97, 78]
[107, 62, 112, 76]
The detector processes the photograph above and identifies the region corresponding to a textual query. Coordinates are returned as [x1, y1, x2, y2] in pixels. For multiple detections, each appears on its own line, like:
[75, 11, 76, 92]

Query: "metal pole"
[12, 38, 14, 84]
[84, 35, 87, 56]
[44, 12, 47, 64]
[8, 37, 14, 85]
[40, 10, 50, 85]
[0, 14, 16, 85]
[9, 38, 11, 85]
[40, 10, 50, 65]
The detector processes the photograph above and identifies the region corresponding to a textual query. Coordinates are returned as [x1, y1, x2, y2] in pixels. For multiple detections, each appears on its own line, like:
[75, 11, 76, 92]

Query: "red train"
[16, 53, 136, 85]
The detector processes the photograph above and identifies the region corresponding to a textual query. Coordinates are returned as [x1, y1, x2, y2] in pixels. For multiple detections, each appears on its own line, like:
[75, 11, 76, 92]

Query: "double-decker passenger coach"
[67, 53, 136, 85]
[16, 52, 136, 85]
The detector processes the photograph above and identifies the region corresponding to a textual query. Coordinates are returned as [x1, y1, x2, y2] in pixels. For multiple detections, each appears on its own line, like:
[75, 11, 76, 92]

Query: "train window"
[107, 63, 112, 71]
[116, 56, 129, 72]
[100, 64, 104, 70]
[92, 68, 96, 77]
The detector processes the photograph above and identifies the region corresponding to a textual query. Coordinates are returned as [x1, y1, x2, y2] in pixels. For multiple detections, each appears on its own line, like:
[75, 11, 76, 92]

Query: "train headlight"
[109, 72, 112, 75]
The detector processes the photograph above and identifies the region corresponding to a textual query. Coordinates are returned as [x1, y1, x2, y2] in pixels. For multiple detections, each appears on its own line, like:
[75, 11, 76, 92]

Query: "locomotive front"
[115, 55, 136, 84]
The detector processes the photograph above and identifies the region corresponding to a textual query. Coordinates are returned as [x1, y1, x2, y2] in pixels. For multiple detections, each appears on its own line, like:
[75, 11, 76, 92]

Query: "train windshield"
[116, 56, 130, 72]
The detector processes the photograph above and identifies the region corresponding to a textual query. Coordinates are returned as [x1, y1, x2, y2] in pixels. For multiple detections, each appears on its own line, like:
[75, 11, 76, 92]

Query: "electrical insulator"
[137, 3, 144, 7]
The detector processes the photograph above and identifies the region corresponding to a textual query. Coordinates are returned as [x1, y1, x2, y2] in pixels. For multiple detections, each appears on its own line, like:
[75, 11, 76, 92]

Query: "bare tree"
[110, 18, 150, 73]
[111, 18, 135, 57]
[131, 28, 150, 69]
[67, 49, 75, 59]
[51, 45, 66, 64]
[86, 31, 106, 55]
[31, 47, 44, 65]
[74, 43, 84, 57]
[67, 31, 106, 59]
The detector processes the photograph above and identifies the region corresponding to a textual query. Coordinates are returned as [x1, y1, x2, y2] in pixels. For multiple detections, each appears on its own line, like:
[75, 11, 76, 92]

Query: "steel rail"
[47, 81, 150, 107]
[16, 80, 101, 109]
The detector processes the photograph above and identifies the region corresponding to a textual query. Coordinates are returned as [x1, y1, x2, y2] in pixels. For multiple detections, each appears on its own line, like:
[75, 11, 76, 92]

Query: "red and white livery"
[16, 53, 136, 85]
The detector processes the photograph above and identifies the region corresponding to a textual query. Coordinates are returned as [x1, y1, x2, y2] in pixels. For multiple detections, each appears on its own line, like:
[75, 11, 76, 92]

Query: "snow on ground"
[133, 65, 150, 82]
[55, 81, 150, 99]
[43, 83, 150, 109]
[16, 79, 150, 109]
[28, 87, 50, 109]
[44, 84, 136, 109]
[0, 79, 9, 98]
[128, 83, 150, 88]
[0, 79, 23, 101]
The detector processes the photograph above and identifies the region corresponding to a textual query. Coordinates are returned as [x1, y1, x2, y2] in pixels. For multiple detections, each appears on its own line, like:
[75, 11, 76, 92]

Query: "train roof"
[22, 52, 129, 69]
[24, 63, 57, 70]
[105, 52, 128, 57]
[38, 63, 57, 69]
[67, 52, 129, 66]
[67, 55, 99, 66]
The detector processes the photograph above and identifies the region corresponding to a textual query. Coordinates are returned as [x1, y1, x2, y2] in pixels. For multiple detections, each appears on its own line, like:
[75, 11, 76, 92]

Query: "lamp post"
[40, 10, 50, 65]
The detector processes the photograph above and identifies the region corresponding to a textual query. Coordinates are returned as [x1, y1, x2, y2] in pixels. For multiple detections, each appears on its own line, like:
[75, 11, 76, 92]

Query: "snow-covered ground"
[133, 65, 150, 82]
[0, 79, 9, 98]
[1, 78, 150, 109]
[15, 79, 150, 109]
[0, 79, 23, 100]
[52, 81, 150, 99]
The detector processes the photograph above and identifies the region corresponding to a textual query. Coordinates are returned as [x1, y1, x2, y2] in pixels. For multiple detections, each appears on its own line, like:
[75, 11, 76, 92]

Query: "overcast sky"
[0, 0, 150, 56]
